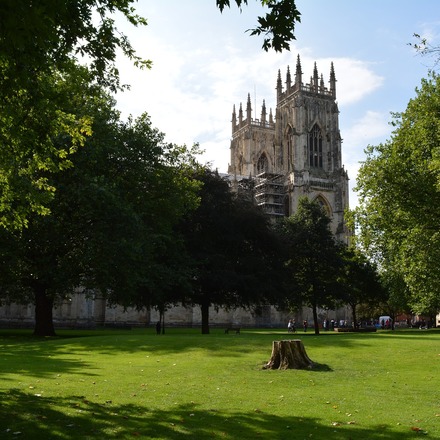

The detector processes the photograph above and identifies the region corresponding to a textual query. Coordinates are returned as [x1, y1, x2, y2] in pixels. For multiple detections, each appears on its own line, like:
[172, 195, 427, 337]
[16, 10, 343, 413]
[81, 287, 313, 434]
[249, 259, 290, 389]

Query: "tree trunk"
[351, 304, 358, 330]
[161, 310, 165, 335]
[312, 303, 320, 335]
[33, 286, 56, 337]
[94, 293, 106, 326]
[263, 340, 315, 370]
[200, 300, 210, 334]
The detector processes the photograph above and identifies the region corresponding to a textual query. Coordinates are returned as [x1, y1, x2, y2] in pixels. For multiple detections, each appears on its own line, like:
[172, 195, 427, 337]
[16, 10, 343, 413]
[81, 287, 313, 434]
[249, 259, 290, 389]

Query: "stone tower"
[228, 55, 349, 242]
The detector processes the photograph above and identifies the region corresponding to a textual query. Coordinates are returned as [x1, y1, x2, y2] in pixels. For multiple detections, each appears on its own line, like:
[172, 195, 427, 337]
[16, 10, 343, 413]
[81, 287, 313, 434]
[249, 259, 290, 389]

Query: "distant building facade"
[229, 54, 350, 243]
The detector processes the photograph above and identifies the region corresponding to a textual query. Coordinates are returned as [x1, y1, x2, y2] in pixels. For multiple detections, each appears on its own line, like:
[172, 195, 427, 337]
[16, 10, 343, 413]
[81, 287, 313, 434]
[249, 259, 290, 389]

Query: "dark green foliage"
[0, 0, 149, 89]
[179, 169, 284, 333]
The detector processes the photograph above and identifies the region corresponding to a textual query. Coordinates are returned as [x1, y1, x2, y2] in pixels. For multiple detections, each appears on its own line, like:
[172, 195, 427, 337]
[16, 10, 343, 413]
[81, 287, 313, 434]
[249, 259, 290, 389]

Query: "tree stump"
[263, 340, 315, 370]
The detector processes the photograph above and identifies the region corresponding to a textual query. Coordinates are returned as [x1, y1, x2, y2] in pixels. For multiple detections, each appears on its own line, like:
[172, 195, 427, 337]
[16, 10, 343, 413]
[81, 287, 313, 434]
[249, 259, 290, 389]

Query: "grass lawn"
[0, 327, 439, 439]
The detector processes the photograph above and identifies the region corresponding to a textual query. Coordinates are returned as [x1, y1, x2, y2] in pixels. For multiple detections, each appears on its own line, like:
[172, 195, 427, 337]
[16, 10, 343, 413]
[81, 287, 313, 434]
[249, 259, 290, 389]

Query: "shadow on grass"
[2, 328, 310, 363]
[259, 360, 333, 372]
[0, 336, 98, 381]
[1, 330, 339, 381]
[1, 328, 438, 377]
[0, 389, 428, 440]
[311, 362, 333, 372]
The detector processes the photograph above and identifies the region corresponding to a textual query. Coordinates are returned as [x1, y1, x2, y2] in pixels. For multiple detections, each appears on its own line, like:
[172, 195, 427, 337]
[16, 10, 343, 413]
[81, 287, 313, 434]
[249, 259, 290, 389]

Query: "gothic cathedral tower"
[228, 55, 350, 243]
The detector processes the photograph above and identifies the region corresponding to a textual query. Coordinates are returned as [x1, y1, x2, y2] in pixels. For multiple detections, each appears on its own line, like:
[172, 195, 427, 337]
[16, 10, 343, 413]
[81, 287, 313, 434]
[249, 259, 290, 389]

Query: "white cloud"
[325, 58, 384, 106]
[343, 110, 391, 161]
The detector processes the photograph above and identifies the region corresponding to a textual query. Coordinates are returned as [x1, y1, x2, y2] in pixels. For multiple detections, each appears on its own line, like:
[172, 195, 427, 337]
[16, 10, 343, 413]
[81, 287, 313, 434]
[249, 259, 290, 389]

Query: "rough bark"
[312, 303, 320, 335]
[160, 310, 165, 335]
[200, 300, 210, 334]
[351, 304, 358, 330]
[33, 286, 56, 337]
[263, 340, 315, 370]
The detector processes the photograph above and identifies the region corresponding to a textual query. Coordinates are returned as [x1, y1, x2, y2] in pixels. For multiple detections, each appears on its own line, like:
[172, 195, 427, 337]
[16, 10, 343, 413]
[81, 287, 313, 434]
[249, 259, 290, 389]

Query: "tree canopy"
[0, 0, 150, 89]
[352, 72, 440, 316]
[178, 169, 284, 334]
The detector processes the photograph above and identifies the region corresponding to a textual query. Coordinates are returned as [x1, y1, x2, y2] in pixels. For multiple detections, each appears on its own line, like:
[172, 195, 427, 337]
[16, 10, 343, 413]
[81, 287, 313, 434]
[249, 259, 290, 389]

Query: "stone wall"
[0, 293, 352, 330]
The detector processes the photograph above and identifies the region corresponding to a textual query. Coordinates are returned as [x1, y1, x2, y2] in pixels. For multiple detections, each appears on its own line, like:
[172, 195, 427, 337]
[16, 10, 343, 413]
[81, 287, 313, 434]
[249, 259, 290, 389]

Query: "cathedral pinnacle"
[238, 102, 243, 127]
[313, 62, 319, 92]
[261, 99, 267, 124]
[246, 93, 252, 122]
[330, 61, 337, 97]
[286, 65, 292, 92]
[276, 69, 283, 101]
[295, 54, 302, 88]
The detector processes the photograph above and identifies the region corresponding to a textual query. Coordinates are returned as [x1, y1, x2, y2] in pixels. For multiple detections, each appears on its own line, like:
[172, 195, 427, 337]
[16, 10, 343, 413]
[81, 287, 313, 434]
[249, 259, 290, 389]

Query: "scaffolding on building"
[254, 172, 285, 219]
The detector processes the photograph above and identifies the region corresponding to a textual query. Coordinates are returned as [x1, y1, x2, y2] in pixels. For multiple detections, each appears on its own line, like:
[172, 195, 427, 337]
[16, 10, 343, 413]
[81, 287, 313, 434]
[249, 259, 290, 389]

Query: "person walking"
[287, 319, 296, 333]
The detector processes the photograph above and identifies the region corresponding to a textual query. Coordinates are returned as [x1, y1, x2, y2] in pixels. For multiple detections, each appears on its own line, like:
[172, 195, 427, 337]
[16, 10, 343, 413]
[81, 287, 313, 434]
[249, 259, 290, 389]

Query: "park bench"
[225, 327, 240, 334]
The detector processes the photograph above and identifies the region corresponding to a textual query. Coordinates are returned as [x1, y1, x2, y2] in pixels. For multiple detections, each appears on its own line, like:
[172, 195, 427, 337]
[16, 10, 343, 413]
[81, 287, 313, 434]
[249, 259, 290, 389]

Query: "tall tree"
[277, 197, 344, 335]
[179, 169, 283, 334]
[0, 82, 199, 336]
[353, 72, 440, 316]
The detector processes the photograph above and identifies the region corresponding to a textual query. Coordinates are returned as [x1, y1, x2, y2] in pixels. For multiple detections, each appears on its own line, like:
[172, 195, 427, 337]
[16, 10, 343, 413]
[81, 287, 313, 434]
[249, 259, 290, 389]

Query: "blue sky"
[114, 0, 440, 207]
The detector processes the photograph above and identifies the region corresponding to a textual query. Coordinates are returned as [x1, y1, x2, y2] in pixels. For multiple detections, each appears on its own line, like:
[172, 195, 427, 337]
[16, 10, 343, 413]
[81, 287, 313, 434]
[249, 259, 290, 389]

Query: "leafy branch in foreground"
[216, 0, 301, 51]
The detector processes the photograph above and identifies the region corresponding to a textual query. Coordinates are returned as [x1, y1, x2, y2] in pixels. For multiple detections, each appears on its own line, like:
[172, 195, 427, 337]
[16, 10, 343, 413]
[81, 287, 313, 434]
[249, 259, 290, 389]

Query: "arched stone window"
[257, 153, 268, 174]
[308, 124, 323, 168]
